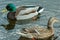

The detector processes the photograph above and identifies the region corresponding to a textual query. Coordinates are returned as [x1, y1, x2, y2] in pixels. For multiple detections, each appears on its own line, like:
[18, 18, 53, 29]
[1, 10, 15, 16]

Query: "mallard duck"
[1, 3, 44, 30]
[2, 3, 44, 20]
[17, 17, 59, 40]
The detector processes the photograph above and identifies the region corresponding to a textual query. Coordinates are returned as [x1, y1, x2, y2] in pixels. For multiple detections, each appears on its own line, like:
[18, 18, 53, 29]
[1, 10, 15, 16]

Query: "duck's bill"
[56, 19, 59, 22]
[54, 17, 59, 22]
[1, 8, 8, 13]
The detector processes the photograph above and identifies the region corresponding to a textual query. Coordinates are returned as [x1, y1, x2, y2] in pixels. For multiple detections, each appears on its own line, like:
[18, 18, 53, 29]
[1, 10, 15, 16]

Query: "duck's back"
[21, 26, 54, 39]
[16, 6, 39, 15]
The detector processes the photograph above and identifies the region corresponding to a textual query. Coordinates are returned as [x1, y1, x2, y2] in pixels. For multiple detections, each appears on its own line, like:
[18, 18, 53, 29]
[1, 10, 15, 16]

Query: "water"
[0, 0, 60, 40]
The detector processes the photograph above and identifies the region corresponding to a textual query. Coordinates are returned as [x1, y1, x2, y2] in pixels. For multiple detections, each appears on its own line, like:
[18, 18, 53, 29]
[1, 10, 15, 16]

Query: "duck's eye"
[6, 6, 10, 10]
[9, 8, 12, 10]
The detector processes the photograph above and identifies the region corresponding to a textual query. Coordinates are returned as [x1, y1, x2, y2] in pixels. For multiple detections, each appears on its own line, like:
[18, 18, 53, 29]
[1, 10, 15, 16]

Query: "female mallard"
[17, 17, 58, 40]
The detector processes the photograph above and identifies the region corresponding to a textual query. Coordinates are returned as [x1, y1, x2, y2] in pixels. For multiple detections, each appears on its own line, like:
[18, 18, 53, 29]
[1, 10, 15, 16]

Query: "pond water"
[0, 0, 60, 40]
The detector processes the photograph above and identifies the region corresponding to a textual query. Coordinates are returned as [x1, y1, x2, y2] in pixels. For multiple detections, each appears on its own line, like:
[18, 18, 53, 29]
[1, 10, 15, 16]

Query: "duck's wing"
[16, 6, 39, 15]
[15, 6, 26, 16]
[21, 5, 44, 13]
[16, 12, 38, 20]
[16, 32, 33, 38]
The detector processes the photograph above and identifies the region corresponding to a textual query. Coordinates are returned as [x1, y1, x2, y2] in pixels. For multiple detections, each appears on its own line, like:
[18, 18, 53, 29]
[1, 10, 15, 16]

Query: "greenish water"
[0, 0, 60, 40]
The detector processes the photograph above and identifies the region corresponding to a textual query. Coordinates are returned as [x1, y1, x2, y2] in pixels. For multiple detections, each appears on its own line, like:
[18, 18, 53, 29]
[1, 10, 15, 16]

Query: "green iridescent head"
[6, 3, 16, 12]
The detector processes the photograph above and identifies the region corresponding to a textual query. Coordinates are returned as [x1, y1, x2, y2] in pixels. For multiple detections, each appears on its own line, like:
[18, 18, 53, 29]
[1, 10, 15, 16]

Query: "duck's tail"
[37, 7, 44, 13]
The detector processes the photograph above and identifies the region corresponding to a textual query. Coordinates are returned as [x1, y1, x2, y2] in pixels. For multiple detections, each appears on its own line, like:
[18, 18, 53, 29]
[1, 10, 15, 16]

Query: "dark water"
[0, 0, 60, 40]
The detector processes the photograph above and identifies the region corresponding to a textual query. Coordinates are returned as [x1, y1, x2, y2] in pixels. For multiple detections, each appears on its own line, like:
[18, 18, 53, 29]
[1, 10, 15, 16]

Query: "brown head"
[47, 17, 59, 29]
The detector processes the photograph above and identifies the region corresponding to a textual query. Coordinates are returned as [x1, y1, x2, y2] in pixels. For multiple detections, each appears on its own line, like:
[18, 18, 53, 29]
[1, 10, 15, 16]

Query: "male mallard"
[17, 17, 59, 40]
[3, 3, 44, 20]
[1, 3, 44, 30]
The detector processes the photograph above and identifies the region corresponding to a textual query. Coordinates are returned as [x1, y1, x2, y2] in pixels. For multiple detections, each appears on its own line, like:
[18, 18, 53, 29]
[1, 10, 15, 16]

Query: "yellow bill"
[1, 8, 8, 13]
